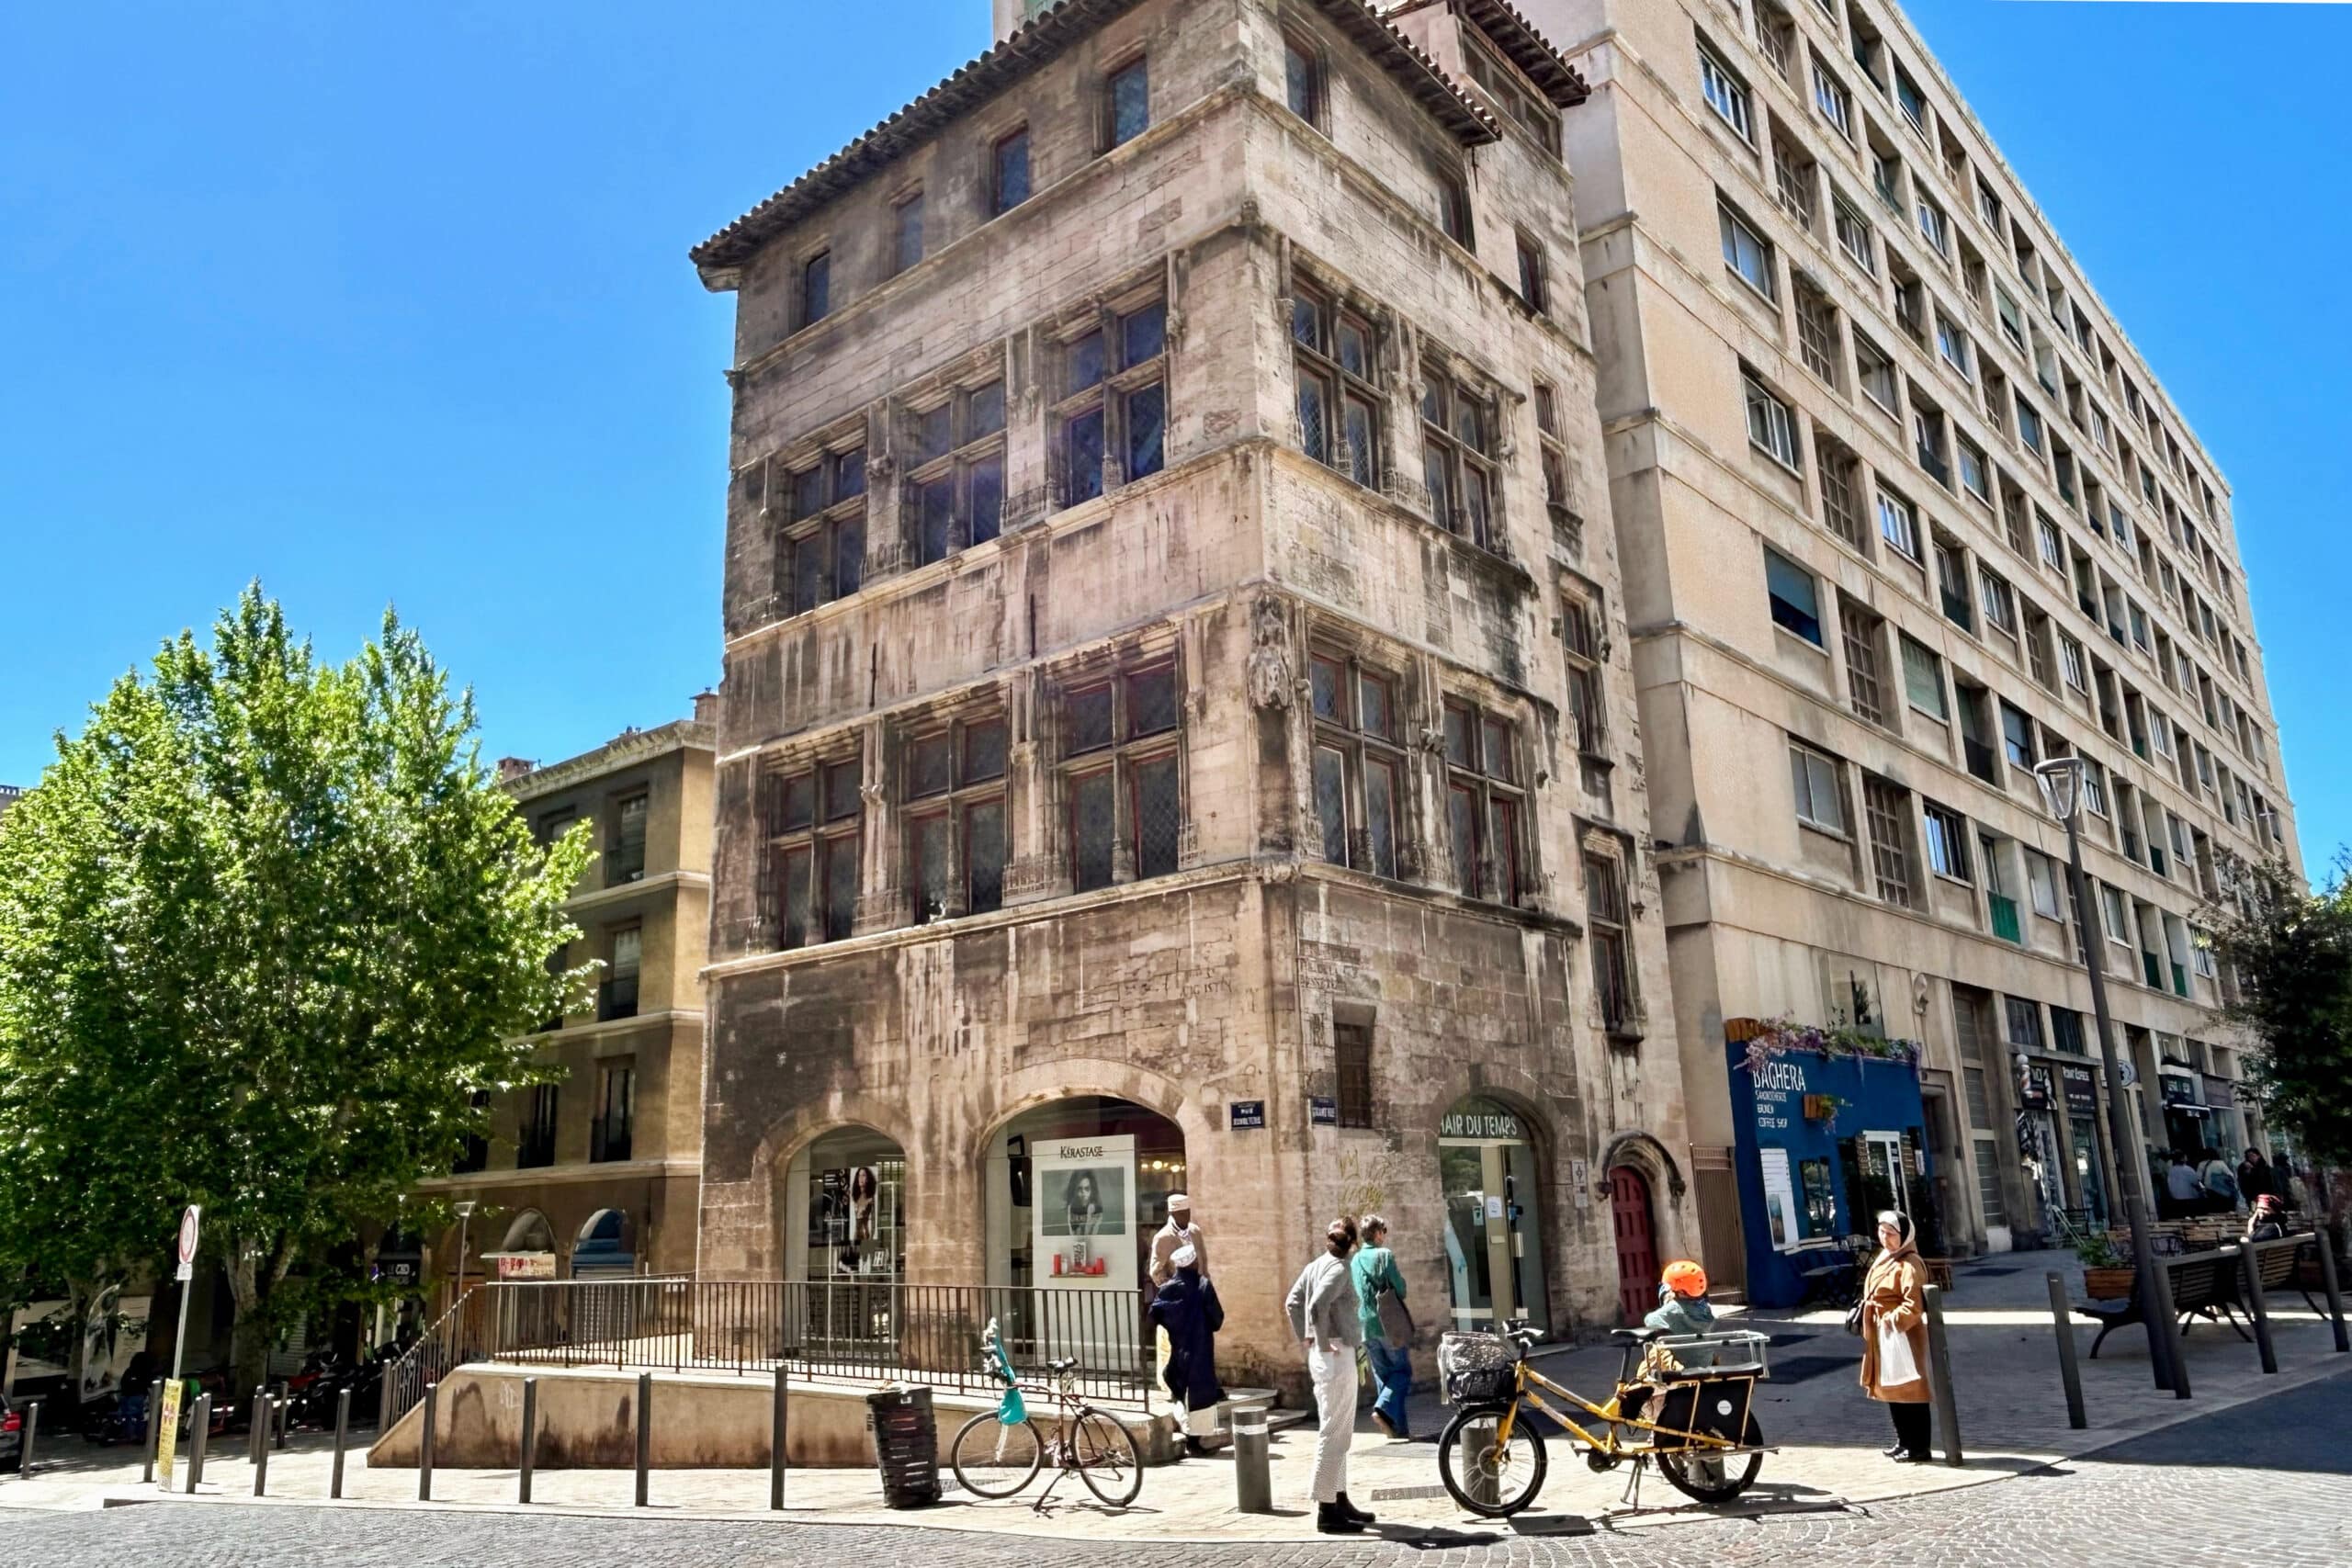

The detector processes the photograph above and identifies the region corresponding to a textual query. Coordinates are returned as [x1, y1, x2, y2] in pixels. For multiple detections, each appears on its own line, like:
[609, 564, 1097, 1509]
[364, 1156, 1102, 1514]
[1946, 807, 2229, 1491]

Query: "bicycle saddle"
[1610, 1325, 1666, 1344]
[1047, 1356, 1080, 1372]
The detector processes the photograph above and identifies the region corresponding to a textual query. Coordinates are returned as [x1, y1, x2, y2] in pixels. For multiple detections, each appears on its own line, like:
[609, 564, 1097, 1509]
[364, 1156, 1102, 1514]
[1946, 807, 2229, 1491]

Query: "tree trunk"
[223, 1236, 296, 1414]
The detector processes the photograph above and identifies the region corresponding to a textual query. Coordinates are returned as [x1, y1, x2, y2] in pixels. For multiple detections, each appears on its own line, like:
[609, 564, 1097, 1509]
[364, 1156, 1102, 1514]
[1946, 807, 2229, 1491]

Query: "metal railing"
[379, 1279, 1153, 1429]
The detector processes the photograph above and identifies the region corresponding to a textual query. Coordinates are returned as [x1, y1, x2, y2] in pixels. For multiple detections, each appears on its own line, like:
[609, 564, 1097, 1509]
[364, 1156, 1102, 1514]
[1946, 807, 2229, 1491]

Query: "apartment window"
[1812, 57, 1853, 138]
[800, 250, 831, 329]
[1841, 597, 1888, 725]
[1996, 286, 2026, 351]
[2025, 605, 2054, 689]
[2059, 632, 2088, 693]
[2016, 394, 2045, 454]
[1818, 437, 1865, 550]
[1790, 742, 1846, 834]
[590, 1061, 635, 1164]
[1056, 299, 1168, 505]
[905, 715, 1010, 921]
[1976, 176, 2004, 231]
[1442, 699, 1528, 902]
[2000, 701, 2037, 768]
[1855, 332, 1898, 414]
[1901, 635, 1948, 722]
[1700, 46, 1754, 141]
[992, 126, 1032, 215]
[1923, 802, 1972, 882]
[1978, 568, 2018, 636]
[1057, 669, 1187, 895]
[1291, 281, 1380, 488]
[1515, 232, 1549, 313]
[1720, 203, 1776, 299]
[1309, 654, 1406, 879]
[1936, 313, 1972, 380]
[1535, 379, 1574, 522]
[1283, 32, 1324, 128]
[2026, 849, 2062, 919]
[1422, 367, 1501, 549]
[1917, 194, 1951, 257]
[1765, 546, 1823, 645]
[519, 1085, 559, 1168]
[1106, 56, 1149, 148]
[1833, 192, 1876, 273]
[1561, 584, 1609, 756]
[2100, 883, 2132, 948]
[1333, 1021, 1373, 1128]
[775, 444, 868, 615]
[1795, 284, 1839, 384]
[1894, 66, 1930, 136]
[763, 758, 864, 948]
[891, 189, 924, 276]
[1935, 539, 1973, 630]
[1436, 167, 1476, 247]
[1862, 775, 1916, 908]
[908, 380, 1009, 564]
[1745, 373, 1800, 469]
[1956, 434, 1988, 502]
[607, 791, 648, 885]
[2003, 996, 2044, 1054]
[1876, 485, 1921, 560]
[2037, 512, 2064, 570]
[602, 927, 640, 1021]
[1773, 135, 1816, 225]
[1585, 848, 1638, 1035]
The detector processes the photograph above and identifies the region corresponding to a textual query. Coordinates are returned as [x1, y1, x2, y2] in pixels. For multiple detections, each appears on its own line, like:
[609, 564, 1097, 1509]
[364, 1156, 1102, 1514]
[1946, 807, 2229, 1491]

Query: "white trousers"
[1306, 1340, 1356, 1504]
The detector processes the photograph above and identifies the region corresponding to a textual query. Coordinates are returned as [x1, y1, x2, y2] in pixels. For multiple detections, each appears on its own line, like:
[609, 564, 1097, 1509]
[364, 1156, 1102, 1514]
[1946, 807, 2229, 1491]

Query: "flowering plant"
[1739, 1016, 1923, 1076]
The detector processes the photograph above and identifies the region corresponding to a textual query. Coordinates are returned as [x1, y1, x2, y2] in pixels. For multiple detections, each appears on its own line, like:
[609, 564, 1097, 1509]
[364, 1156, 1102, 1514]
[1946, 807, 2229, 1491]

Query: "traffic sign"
[177, 1205, 201, 1267]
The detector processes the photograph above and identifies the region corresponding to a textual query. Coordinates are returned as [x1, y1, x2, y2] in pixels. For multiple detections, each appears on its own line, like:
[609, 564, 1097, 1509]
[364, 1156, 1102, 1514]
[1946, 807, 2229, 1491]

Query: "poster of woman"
[1045, 1167, 1124, 1238]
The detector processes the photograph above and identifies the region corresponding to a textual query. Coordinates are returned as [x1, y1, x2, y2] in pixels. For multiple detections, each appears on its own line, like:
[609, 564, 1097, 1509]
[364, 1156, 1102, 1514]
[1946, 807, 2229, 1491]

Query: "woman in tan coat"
[1858, 1210, 1934, 1462]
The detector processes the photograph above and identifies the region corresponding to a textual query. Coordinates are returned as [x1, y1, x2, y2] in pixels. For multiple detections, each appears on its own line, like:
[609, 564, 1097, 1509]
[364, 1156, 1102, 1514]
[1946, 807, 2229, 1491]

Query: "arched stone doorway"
[1438, 1094, 1552, 1335]
[1609, 1167, 1659, 1325]
[983, 1095, 1187, 1293]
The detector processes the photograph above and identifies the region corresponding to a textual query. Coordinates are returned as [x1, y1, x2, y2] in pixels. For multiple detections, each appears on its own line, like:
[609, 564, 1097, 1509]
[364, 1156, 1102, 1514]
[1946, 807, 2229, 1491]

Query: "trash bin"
[866, 1387, 942, 1508]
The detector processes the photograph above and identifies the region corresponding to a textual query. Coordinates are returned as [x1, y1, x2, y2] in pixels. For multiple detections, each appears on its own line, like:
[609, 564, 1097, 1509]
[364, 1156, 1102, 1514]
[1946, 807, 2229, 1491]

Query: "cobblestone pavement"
[6, 1365, 2347, 1567]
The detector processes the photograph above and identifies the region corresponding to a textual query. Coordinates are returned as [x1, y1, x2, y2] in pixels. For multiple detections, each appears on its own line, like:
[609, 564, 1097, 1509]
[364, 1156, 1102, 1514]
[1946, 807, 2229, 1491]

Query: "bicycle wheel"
[1069, 1406, 1143, 1508]
[949, 1411, 1045, 1499]
[1437, 1403, 1547, 1517]
[1656, 1412, 1763, 1505]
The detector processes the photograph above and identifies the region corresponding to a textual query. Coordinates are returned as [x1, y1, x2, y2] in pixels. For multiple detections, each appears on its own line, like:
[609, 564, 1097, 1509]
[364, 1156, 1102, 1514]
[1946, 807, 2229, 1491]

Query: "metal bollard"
[418, 1382, 436, 1501]
[634, 1372, 652, 1507]
[2147, 1258, 2191, 1399]
[250, 1386, 268, 1466]
[1922, 1284, 1962, 1467]
[276, 1382, 290, 1449]
[1231, 1406, 1272, 1514]
[2316, 1228, 2349, 1353]
[187, 1395, 211, 1493]
[254, 1396, 272, 1495]
[519, 1378, 537, 1506]
[141, 1378, 160, 1484]
[768, 1365, 787, 1511]
[2045, 1272, 2086, 1429]
[18, 1399, 37, 1478]
[2235, 1246, 2278, 1374]
[331, 1388, 350, 1500]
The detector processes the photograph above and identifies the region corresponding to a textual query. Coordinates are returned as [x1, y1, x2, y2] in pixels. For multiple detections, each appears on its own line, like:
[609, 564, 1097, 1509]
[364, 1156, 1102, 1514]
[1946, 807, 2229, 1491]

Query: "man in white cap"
[1149, 1192, 1207, 1287]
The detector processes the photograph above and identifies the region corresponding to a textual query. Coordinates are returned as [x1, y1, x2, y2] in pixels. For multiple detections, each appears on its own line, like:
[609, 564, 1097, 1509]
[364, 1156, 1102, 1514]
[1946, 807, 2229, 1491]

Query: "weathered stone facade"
[691, 0, 1688, 1384]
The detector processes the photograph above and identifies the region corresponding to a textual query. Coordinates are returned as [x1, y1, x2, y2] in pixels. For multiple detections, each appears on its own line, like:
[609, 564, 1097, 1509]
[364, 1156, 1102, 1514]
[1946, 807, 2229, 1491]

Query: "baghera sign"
[154, 1379, 184, 1489]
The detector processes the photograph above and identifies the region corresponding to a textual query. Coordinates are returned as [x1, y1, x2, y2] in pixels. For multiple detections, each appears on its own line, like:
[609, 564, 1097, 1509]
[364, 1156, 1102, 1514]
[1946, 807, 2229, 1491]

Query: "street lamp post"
[453, 1201, 478, 1312]
[2035, 757, 2182, 1395]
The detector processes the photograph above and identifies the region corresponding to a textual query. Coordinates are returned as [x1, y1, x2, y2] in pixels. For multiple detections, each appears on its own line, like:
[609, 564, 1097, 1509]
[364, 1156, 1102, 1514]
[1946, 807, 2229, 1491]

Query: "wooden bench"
[2075, 1251, 2234, 1359]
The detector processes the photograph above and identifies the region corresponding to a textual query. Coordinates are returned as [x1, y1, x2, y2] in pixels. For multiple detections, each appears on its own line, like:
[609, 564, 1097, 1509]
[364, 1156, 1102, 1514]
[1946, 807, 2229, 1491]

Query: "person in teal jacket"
[1350, 1213, 1412, 1438]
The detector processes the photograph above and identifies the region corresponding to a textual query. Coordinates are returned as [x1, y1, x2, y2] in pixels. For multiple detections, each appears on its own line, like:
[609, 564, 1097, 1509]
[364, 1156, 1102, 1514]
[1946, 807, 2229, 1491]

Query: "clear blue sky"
[5, 2, 2347, 860]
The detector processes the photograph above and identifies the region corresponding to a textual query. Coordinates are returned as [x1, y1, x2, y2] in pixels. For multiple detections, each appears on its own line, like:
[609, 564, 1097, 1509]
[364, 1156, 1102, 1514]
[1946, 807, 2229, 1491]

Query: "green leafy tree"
[2207, 854, 2352, 1201]
[0, 586, 592, 1393]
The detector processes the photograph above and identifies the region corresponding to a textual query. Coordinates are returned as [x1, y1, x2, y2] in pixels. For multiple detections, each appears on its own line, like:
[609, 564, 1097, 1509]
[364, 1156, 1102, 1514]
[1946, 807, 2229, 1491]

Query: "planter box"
[2083, 1267, 2135, 1300]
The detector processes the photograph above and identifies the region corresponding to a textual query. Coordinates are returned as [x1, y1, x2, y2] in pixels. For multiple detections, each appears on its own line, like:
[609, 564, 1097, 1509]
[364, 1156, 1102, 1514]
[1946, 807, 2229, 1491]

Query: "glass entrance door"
[1439, 1098, 1550, 1335]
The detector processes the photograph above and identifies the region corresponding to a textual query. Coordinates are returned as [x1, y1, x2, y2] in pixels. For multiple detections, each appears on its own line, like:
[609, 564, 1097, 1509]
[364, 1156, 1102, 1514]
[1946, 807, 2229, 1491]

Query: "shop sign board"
[2060, 1064, 2099, 1116]
[154, 1380, 183, 1490]
[2160, 1072, 2200, 1107]
[1440, 1107, 1524, 1140]
[2201, 1074, 2237, 1111]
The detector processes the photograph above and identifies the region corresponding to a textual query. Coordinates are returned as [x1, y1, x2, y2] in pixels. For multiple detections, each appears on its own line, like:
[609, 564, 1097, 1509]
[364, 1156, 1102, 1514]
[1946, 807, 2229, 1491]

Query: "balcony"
[1988, 893, 2022, 945]
[598, 974, 640, 1022]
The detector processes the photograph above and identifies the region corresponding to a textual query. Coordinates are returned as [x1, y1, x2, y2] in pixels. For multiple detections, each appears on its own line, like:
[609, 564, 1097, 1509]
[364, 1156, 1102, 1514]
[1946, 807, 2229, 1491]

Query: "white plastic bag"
[1876, 1317, 1920, 1386]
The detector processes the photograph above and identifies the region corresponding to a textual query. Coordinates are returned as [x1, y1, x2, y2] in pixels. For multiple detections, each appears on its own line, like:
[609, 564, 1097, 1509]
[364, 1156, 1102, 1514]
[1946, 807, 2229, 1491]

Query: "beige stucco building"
[1512, 0, 2299, 1289]
[419, 710, 715, 1287]
[690, 0, 1699, 1384]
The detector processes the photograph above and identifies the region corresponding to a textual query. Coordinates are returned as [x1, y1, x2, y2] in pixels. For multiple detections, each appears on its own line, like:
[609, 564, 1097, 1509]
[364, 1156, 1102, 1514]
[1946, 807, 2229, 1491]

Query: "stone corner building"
[688, 0, 1691, 1383]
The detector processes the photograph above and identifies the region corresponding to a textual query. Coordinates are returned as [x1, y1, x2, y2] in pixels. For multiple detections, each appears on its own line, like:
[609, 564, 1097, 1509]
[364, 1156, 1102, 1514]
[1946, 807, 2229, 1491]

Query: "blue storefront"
[1724, 1035, 1936, 1308]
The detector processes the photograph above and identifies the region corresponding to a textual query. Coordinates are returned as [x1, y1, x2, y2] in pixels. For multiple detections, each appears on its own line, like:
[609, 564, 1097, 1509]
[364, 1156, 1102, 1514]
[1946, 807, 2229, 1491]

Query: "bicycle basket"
[1438, 1331, 1520, 1404]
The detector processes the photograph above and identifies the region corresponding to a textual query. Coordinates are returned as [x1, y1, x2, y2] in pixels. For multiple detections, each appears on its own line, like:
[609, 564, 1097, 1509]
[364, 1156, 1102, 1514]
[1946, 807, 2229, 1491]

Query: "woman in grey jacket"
[1285, 1216, 1372, 1535]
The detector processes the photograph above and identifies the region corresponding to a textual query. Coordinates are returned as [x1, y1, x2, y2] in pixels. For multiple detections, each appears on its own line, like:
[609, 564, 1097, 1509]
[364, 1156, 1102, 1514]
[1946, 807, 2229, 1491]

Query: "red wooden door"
[1611, 1167, 1658, 1325]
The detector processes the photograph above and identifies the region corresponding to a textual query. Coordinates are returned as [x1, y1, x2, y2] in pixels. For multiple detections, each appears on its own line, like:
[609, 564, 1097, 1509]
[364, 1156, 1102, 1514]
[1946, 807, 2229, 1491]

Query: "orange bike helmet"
[1661, 1260, 1709, 1299]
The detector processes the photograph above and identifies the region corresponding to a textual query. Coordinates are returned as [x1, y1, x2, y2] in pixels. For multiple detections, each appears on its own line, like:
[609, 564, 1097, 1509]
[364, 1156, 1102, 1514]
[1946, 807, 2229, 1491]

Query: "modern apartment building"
[691, 0, 1698, 1380]
[417, 706, 715, 1287]
[1521, 0, 2298, 1291]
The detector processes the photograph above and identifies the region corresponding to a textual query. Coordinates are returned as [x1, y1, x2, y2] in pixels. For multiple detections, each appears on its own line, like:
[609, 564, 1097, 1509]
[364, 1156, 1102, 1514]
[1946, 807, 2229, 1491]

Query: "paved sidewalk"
[5, 1250, 2343, 1541]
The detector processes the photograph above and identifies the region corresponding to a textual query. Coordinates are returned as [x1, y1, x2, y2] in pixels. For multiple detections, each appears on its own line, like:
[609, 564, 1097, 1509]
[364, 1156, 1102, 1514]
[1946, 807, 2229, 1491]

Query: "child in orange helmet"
[1645, 1260, 1716, 1336]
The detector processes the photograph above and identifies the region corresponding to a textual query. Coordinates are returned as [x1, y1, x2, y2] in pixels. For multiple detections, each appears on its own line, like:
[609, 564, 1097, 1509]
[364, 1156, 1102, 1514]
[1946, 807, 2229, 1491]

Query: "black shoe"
[1897, 1450, 1936, 1464]
[1184, 1437, 1212, 1458]
[1337, 1491, 1375, 1524]
[1317, 1503, 1365, 1535]
[1883, 1442, 1908, 1458]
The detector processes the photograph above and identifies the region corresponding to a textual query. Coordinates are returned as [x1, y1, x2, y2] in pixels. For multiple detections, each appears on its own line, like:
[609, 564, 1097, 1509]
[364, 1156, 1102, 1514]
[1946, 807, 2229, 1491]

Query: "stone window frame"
[1306, 641, 1408, 880]
[1462, 22, 1560, 155]
[1332, 1017, 1374, 1128]
[902, 707, 1012, 924]
[1049, 288, 1169, 511]
[759, 749, 865, 951]
[1558, 572, 1609, 760]
[1419, 359, 1503, 553]
[773, 430, 869, 618]
[1281, 23, 1327, 132]
[1102, 51, 1150, 152]
[1433, 162, 1476, 250]
[1289, 275, 1381, 490]
[889, 186, 925, 276]
[1440, 694, 1530, 905]
[989, 123, 1032, 217]
[904, 376, 1009, 569]
[798, 246, 832, 333]
[1580, 829, 1640, 1041]
[1058, 655, 1186, 895]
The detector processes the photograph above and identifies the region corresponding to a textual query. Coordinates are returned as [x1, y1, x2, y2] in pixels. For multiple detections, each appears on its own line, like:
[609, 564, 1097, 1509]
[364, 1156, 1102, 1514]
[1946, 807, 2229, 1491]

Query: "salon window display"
[808, 1161, 905, 1277]
[1033, 1134, 1139, 1291]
